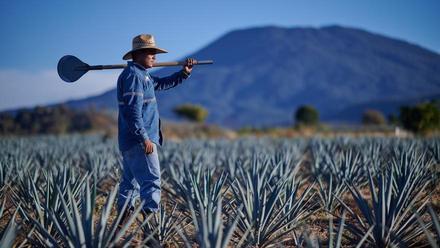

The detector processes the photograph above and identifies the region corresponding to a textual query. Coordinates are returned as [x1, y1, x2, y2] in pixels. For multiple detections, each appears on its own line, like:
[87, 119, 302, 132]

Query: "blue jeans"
[117, 142, 161, 213]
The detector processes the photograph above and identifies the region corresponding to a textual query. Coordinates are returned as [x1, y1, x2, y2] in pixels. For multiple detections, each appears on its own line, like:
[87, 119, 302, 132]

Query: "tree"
[294, 105, 319, 126]
[0, 104, 116, 135]
[387, 113, 400, 126]
[362, 109, 386, 125]
[399, 101, 440, 133]
[173, 103, 208, 123]
[0, 113, 16, 134]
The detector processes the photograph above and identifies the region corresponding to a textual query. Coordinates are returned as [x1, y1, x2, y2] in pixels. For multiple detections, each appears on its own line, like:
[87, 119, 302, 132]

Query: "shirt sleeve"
[120, 73, 149, 143]
[151, 69, 190, 91]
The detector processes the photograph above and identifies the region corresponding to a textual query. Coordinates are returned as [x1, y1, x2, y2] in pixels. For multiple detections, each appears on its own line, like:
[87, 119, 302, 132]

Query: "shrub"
[173, 103, 208, 123]
[362, 109, 386, 125]
[294, 105, 319, 126]
[399, 101, 440, 133]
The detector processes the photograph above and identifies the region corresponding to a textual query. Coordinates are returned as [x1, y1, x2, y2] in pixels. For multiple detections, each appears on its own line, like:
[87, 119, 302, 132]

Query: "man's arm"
[152, 58, 194, 91]
[151, 70, 190, 91]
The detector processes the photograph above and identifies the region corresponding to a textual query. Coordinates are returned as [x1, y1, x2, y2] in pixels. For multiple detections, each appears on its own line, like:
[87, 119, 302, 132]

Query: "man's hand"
[143, 139, 154, 154]
[183, 58, 196, 74]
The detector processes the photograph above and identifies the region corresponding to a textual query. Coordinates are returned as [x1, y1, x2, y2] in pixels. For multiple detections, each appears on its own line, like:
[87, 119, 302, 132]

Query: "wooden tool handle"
[82, 60, 214, 70]
[153, 60, 214, 67]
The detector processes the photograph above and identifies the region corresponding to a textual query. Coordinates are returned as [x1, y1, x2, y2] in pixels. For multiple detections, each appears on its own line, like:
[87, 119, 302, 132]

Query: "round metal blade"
[57, 55, 89, 83]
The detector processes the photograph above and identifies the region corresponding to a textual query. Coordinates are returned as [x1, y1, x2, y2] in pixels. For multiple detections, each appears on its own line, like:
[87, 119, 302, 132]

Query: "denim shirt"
[117, 61, 190, 152]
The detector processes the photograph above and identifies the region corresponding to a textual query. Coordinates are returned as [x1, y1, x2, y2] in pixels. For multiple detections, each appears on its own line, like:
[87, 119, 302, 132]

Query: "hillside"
[65, 25, 440, 128]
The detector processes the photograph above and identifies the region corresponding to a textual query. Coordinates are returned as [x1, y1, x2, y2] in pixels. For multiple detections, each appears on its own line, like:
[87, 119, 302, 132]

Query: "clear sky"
[0, 0, 439, 110]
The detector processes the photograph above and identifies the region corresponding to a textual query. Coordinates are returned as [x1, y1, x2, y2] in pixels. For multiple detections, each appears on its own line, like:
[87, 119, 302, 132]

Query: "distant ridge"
[59, 25, 440, 128]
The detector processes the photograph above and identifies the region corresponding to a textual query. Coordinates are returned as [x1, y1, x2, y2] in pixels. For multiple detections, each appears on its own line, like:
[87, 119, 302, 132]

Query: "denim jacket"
[117, 61, 190, 152]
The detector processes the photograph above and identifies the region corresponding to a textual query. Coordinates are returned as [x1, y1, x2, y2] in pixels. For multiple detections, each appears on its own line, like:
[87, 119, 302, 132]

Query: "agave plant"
[316, 174, 346, 212]
[281, 177, 317, 244]
[0, 193, 31, 248]
[311, 142, 367, 187]
[417, 205, 440, 248]
[230, 155, 315, 247]
[426, 138, 440, 165]
[325, 211, 346, 248]
[337, 167, 430, 247]
[30, 181, 146, 247]
[13, 166, 89, 238]
[0, 205, 19, 248]
[167, 162, 230, 218]
[137, 201, 190, 246]
[299, 210, 374, 248]
[0, 132, 439, 248]
[0, 161, 14, 190]
[81, 146, 121, 190]
[328, 149, 366, 187]
[391, 147, 434, 197]
[179, 195, 242, 248]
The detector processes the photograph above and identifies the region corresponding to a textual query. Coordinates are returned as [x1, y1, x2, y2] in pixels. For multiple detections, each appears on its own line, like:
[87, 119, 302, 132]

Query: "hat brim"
[123, 46, 168, 60]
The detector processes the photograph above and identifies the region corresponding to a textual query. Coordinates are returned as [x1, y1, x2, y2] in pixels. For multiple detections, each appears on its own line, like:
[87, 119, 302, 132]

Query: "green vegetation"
[173, 103, 208, 123]
[362, 109, 386, 125]
[0, 105, 115, 135]
[387, 113, 400, 126]
[294, 105, 319, 126]
[399, 101, 440, 134]
[0, 135, 438, 246]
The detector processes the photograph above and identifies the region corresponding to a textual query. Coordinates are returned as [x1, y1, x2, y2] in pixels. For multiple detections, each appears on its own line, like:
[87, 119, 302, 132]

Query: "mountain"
[64, 25, 440, 128]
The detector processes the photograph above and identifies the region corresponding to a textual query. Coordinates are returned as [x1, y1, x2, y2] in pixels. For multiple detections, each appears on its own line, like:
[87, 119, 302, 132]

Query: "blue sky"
[0, 0, 439, 110]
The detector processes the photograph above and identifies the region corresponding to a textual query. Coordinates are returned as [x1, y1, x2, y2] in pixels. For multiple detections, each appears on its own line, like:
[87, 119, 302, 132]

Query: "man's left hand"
[183, 58, 196, 74]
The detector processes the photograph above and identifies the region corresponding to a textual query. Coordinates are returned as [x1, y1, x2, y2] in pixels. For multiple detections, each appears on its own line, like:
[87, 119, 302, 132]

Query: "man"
[116, 34, 194, 220]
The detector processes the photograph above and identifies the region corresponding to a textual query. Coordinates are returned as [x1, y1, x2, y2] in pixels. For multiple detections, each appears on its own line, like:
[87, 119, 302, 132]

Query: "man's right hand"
[143, 139, 154, 154]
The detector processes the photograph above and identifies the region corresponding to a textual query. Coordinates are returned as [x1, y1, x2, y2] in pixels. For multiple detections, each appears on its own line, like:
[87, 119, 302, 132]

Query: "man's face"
[134, 49, 156, 68]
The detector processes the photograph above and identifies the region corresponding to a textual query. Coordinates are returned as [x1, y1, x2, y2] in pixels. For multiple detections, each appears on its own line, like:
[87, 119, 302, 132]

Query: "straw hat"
[123, 34, 168, 60]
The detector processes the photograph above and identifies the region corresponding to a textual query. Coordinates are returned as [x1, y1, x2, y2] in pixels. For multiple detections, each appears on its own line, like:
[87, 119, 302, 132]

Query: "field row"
[0, 135, 439, 247]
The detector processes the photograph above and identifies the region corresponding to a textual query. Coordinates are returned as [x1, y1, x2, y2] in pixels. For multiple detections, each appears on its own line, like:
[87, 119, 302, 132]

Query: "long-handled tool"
[57, 55, 213, 83]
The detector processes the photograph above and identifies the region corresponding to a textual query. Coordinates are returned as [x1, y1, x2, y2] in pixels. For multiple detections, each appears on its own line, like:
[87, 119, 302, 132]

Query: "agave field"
[0, 134, 439, 247]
